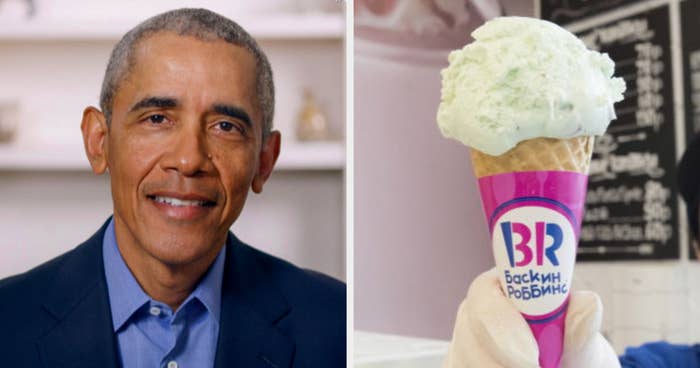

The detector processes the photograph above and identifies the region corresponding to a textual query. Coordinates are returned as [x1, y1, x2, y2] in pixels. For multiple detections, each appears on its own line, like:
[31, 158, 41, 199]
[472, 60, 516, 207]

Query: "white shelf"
[0, 141, 344, 171]
[0, 13, 344, 41]
[355, 331, 449, 367]
[277, 141, 345, 170]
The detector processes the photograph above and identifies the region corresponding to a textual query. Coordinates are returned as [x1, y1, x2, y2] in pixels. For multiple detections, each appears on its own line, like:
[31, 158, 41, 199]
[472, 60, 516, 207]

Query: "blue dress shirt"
[619, 341, 700, 367]
[102, 219, 225, 368]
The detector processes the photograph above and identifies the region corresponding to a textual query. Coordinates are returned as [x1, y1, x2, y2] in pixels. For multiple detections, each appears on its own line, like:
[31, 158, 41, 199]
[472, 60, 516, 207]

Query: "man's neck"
[120, 255, 202, 311]
[113, 219, 223, 312]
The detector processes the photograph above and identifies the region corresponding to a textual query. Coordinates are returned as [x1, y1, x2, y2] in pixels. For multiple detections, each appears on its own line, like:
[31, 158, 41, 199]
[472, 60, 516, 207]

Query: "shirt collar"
[102, 218, 226, 332]
[187, 236, 225, 323]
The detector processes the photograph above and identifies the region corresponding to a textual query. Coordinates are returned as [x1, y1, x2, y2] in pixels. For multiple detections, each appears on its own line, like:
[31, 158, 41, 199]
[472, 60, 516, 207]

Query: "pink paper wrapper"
[477, 171, 588, 368]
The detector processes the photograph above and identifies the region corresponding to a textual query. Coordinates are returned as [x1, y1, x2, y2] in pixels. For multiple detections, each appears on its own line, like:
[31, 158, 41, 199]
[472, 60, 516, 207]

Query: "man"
[443, 134, 700, 367]
[0, 8, 345, 368]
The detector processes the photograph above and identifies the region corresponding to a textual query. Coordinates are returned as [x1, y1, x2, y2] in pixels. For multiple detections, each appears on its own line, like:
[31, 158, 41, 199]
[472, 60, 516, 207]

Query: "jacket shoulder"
[240, 242, 345, 304]
[0, 249, 73, 304]
[0, 247, 75, 358]
[235, 241, 346, 364]
[0, 220, 108, 340]
[0, 219, 108, 302]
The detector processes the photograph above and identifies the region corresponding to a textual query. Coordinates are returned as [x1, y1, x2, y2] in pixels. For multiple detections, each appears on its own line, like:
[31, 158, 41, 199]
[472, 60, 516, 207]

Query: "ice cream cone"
[470, 136, 595, 178]
[471, 136, 595, 368]
[436, 15, 625, 368]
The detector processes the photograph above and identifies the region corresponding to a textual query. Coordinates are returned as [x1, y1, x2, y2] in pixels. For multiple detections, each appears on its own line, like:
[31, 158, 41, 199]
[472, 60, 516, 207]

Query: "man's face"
[98, 32, 275, 266]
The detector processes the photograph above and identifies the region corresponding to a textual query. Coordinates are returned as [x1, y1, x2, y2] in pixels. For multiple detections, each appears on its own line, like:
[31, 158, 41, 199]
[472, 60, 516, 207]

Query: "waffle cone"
[470, 136, 594, 178]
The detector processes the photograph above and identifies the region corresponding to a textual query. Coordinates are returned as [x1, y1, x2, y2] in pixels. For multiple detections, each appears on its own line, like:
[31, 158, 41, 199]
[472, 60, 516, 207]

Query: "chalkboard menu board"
[540, 0, 645, 25]
[573, 5, 679, 261]
[681, 0, 700, 260]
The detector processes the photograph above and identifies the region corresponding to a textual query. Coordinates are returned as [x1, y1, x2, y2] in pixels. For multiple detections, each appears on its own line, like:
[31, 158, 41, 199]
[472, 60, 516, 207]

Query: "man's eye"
[147, 114, 166, 124]
[218, 121, 239, 132]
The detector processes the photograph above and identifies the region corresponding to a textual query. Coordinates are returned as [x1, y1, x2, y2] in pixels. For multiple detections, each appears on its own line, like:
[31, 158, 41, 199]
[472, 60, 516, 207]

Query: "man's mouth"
[145, 192, 218, 221]
[147, 195, 216, 207]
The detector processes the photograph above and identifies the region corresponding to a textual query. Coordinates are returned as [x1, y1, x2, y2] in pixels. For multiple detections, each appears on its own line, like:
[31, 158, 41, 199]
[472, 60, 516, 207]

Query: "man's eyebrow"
[129, 97, 178, 112]
[213, 104, 252, 128]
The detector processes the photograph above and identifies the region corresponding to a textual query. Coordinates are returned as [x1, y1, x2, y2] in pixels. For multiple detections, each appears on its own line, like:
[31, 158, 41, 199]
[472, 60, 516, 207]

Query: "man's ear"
[80, 106, 109, 174]
[252, 131, 281, 194]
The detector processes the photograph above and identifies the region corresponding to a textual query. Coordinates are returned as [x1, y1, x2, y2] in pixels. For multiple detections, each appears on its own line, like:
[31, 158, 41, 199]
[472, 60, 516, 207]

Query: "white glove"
[443, 268, 620, 368]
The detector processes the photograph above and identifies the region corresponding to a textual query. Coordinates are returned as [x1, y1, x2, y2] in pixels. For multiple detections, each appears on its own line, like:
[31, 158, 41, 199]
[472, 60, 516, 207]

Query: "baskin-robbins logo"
[500, 221, 563, 268]
[490, 197, 577, 317]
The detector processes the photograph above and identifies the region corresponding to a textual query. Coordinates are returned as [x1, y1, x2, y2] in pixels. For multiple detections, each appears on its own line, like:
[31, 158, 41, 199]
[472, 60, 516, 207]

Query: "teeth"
[152, 196, 208, 207]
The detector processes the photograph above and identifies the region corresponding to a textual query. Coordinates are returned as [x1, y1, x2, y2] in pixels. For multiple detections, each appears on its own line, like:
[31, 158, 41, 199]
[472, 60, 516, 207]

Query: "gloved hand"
[443, 268, 620, 368]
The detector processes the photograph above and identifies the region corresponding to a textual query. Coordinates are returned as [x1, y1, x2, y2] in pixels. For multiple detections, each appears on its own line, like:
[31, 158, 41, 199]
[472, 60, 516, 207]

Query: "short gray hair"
[99, 8, 275, 135]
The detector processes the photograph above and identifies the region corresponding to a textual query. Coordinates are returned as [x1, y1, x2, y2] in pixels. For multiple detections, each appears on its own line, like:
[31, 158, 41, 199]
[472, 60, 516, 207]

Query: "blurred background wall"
[354, 0, 700, 354]
[354, 0, 533, 341]
[0, 0, 346, 280]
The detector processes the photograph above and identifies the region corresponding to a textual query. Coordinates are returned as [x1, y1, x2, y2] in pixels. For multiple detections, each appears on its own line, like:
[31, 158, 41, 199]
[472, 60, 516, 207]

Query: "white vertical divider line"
[669, 0, 691, 343]
[534, 0, 541, 19]
[670, 0, 688, 315]
[669, 0, 687, 260]
[345, 0, 355, 367]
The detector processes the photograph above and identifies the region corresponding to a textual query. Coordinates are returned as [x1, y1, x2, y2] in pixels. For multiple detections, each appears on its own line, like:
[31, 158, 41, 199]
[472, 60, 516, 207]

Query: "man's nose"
[160, 123, 213, 177]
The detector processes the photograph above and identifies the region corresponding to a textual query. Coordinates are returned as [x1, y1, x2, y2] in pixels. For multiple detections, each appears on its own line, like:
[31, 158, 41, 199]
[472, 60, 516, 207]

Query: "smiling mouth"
[147, 195, 217, 207]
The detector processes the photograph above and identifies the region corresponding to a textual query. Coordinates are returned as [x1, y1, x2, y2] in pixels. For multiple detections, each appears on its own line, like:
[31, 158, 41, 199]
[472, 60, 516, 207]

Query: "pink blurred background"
[354, 0, 533, 339]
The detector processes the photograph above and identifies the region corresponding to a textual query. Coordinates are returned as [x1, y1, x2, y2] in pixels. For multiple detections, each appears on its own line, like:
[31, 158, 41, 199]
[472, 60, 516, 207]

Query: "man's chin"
[136, 225, 227, 267]
[145, 239, 223, 268]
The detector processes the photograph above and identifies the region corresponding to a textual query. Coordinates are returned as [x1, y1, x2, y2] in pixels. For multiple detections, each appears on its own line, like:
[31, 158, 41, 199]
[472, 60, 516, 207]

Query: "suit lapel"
[214, 233, 295, 368]
[36, 220, 119, 368]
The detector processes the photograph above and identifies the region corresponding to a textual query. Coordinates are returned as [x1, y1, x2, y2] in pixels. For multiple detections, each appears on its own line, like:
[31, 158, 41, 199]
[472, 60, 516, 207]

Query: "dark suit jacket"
[0, 219, 346, 367]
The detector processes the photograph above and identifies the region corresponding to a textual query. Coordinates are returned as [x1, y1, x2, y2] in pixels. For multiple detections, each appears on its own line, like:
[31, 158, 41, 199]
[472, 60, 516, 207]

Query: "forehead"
[117, 31, 258, 113]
